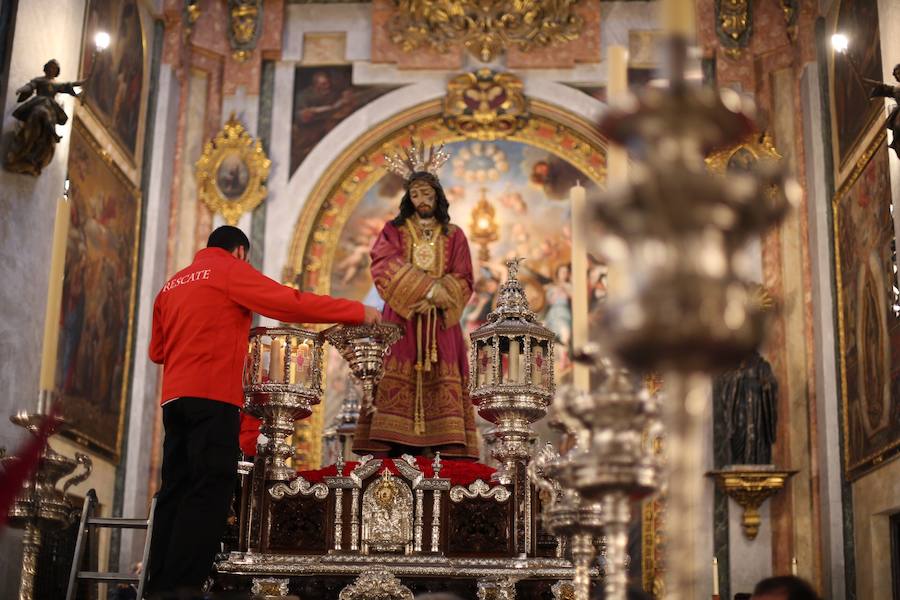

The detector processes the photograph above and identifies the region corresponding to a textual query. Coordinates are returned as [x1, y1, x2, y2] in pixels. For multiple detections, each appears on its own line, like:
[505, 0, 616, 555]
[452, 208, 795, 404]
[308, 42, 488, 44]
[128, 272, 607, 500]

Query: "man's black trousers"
[146, 397, 239, 595]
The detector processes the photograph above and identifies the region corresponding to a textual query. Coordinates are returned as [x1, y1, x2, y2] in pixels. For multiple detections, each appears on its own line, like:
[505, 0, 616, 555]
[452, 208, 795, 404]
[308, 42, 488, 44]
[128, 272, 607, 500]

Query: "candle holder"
[323, 378, 364, 461]
[469, 258, 555, 485]
[530, 443, 604, 600]
[323, 323, 404, 416]
[537, 353, 661, 600]
[244, 327, 325, 481]
[569, 360, 661, 600]
[586, 36, 799, 598]
[1, 399, 93, 600]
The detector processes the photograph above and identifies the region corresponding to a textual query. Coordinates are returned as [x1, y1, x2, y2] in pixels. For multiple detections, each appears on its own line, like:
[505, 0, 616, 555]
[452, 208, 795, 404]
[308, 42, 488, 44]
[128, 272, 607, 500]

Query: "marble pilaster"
[118, 59, 180, 567]
[0, 2, 86, 598]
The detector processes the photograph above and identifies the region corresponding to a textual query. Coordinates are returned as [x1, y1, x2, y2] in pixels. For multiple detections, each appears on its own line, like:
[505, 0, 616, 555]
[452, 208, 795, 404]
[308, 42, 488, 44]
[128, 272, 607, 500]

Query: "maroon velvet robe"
[352, 221, 478, 458]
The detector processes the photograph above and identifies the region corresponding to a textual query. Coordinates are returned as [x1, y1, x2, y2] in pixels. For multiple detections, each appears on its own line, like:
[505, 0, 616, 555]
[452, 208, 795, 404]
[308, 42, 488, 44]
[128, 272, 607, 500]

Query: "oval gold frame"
[195, 116, 272, 225]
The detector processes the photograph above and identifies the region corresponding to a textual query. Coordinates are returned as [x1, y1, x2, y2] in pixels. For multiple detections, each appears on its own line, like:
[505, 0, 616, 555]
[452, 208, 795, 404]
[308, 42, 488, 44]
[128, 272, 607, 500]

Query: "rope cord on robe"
[414, 306, 440, 435]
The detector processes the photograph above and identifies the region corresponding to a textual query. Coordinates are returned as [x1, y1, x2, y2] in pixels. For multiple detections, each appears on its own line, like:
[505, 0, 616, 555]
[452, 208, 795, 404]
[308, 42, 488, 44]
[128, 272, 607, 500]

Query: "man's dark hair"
[391, 172, 451, 233]
[752, 575, 819, 600]
[207, 225, 250, 252]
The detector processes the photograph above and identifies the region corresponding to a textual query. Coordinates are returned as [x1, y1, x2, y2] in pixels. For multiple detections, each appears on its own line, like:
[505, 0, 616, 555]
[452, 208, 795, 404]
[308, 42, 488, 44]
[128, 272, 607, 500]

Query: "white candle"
[791, 556, 798, 576]
[661, 0, 696, 38]
[570, 183, 589, 391]
[39, 196, 71, 392]
[509, 339, 520, 383]
[270, 337, 284, 382]
[607, 45, 629, 186]
[712, 556, 719, 595]
[297, 340, 310, 385]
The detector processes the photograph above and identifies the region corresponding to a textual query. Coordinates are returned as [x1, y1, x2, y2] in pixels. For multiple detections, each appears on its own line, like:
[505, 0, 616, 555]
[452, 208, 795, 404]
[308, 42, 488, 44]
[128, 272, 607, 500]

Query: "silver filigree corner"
[394, 455, 425, 487]
[338, 569, 413, 600]
[269, 476, 328, 500]
[251, 577, 290, 597]
[449, 479, 511, 503]
[551, 579, 575, 600]
[477, 577, 518, 600]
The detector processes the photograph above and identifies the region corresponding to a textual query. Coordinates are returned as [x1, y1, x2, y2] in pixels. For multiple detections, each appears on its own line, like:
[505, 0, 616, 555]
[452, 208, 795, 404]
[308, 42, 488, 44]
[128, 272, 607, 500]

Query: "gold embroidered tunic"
[352, 219, 478, 458]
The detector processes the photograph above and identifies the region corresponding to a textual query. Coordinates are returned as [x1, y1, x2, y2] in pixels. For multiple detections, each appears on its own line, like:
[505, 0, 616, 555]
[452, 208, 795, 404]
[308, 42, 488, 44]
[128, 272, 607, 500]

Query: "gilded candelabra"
[324, 323, 404, 416]
[586, 35, 799, 597]
[244, 327, 325, 481]
[1, 395, 93, 600]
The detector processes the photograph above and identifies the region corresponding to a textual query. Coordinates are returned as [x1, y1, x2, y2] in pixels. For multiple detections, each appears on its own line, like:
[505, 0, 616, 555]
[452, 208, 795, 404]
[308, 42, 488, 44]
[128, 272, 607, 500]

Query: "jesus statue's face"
[409, 180, 436, 219]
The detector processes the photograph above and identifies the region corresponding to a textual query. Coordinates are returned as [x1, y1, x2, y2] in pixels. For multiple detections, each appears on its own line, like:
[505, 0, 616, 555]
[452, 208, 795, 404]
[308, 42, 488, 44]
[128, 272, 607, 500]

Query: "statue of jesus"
[352, 140, 478, 459]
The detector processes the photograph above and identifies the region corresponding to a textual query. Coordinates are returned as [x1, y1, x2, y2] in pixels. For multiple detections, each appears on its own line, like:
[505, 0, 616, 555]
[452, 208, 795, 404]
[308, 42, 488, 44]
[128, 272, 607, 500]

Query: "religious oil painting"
[290, 66, 395, 175]
[832, 0, 883, 165]
[55, 122, 140, 457]
[216, 151, 250, 199]
[319, 140, 604, 444]
[834, 140, 900, 479]
[79, 0, 144, 161]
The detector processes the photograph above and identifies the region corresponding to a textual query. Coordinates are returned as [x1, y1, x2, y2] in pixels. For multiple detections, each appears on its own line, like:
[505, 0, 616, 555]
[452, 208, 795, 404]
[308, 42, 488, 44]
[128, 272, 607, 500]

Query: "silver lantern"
[243, 326, 325, 481]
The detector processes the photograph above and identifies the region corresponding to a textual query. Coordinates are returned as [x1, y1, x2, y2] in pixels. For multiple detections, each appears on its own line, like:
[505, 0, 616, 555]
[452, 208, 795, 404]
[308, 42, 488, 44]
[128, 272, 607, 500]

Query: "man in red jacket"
[146, 226, 379, 598]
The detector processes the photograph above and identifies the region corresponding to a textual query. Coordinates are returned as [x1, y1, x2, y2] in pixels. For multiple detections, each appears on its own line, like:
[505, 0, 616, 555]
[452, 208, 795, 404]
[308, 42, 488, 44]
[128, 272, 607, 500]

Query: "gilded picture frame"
[832, 130, 900, 480]
[78, 0, 150, 172]
[195, 115, 272, 225]
[56, 119, 142, 458]
[828, 0, 885, 173]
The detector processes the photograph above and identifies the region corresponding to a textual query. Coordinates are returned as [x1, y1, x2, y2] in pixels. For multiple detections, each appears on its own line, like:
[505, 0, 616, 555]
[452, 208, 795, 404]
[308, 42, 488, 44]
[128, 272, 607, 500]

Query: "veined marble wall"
[0, 2, 86, 597]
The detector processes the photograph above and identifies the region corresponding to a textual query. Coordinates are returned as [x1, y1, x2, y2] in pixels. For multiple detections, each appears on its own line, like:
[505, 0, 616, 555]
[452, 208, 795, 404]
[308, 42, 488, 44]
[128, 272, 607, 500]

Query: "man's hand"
[363, 305, 382, 324]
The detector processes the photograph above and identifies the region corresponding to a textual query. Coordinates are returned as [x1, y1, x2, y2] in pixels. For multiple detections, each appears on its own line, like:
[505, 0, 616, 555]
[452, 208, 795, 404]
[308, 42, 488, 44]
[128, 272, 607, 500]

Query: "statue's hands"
[410, 299, 433, 314]
[429, 282, 453, 310]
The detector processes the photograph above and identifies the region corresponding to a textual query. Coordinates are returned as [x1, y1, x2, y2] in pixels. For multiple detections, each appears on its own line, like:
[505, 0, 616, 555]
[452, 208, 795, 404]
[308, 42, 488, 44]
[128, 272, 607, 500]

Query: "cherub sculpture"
[869, 63, 900, 159]
[5, 59, 84, 176]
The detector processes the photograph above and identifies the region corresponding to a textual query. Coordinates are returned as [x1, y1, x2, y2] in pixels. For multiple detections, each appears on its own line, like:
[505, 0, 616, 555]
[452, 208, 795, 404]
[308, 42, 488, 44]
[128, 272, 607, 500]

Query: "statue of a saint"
[352, 141, 478, 459]
[869, 63, 900, 159]
[5, 59, 84, 176]
[713, 350, 779, 465]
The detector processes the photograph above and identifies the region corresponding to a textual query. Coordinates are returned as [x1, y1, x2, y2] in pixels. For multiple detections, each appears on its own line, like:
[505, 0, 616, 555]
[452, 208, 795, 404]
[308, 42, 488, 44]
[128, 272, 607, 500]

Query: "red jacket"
[150, 247, 364, 408]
